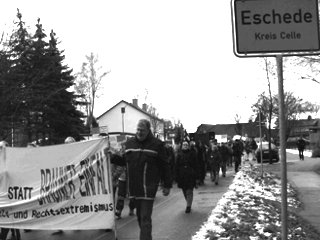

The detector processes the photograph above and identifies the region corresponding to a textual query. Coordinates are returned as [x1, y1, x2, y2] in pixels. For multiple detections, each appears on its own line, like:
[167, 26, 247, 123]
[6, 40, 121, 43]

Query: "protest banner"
[0, 138, 114, 230]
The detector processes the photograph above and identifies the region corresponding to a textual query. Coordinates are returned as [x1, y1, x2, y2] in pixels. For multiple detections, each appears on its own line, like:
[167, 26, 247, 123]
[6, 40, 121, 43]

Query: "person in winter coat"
[124, 119, 172, 240]
[175, 141, 198, 213]
[165, 142, 176, 183]
[219, 142, 231, 177]
[227, 141, 233, 167]
[244, 139, 251, 161]
[250, 138, 258, 161]
[189, 141, 199, 186]
[232, 139, 244, 173]
[195, 140, 207, 186]
[297, 136, 306, 160]
[207, 141, 222, 185]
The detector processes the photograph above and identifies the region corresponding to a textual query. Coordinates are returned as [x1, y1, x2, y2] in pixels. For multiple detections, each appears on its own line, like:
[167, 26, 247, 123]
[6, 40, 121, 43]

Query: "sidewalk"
[285, 149, 320, 233]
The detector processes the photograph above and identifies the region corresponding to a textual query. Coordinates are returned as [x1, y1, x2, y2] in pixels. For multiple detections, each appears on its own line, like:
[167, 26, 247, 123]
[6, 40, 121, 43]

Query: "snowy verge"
[191, 165, 311, 240]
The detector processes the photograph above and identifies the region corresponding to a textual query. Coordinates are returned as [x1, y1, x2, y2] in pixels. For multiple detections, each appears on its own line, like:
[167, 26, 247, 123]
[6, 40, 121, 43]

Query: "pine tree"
[1, 10, 86, 145]
[0, 43, 12, 141]
[3, 9, 33, 145]
[40, 29, 85, 144]
[27, 18, 86, 144]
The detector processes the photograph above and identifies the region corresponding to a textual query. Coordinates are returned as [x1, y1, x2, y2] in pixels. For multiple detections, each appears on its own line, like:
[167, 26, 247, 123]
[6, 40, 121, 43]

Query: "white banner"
[0, 138, 114, 230]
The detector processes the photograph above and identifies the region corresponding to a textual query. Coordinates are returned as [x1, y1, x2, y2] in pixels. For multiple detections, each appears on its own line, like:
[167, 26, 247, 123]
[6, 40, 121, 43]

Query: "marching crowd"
[111, 133, 259, 218]
[1, 119, 260, 240]
[110, 119, 259, 240]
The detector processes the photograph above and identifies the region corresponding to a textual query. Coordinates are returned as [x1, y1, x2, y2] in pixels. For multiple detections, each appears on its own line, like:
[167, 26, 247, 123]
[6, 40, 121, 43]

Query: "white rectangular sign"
[0, 138, 114, 230]
[215, 135, 228, 143]
[231, 0, 320, 57]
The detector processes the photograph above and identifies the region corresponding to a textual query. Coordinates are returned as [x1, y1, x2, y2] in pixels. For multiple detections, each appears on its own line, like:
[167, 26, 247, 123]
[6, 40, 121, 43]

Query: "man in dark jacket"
[232, 139, 243, 173]
[219, 142, 231, 177]
[124, 119, 172, 240]
[195, 140, 206, 186]
[297, 137, 306, 160]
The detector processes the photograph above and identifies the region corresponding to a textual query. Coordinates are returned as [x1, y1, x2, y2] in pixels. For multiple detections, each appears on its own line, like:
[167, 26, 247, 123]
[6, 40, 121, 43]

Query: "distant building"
[196, 122, 269, 143]
[287, 118, 320, 151]
[196, 118, 320, 156]
[96, 99, 165, 149]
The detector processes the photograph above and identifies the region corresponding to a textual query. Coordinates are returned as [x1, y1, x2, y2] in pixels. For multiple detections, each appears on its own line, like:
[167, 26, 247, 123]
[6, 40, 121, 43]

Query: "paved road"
[15, 168, 235, 240]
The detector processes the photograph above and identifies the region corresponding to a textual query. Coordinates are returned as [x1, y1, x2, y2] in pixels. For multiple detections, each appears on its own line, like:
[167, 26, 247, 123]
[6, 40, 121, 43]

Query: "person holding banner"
[124, 119, 172, 240]
[110, 150, 136, 218]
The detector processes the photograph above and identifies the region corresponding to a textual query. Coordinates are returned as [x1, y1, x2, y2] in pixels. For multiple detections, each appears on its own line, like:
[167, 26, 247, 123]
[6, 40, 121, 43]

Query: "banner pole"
[114, 222, 118, 240]
[0, 141, 7, 170]
[108, 144, 118, 240]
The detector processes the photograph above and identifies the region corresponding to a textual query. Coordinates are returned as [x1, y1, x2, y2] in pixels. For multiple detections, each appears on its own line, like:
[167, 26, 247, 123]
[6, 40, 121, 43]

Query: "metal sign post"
[258, 109, 263, 177]
[231, 1, 320, 238]
[276, 55, 288, 239]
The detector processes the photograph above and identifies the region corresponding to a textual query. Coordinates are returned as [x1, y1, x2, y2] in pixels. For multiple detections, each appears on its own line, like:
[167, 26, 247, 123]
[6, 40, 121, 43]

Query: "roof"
[96, 100, 164, 122]
[196, 122, 268, 138]
[288, 119, 319, 127]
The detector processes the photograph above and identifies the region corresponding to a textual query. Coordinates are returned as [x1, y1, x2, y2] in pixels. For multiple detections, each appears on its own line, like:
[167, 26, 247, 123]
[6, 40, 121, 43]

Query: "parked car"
[255, 141, 279, 163]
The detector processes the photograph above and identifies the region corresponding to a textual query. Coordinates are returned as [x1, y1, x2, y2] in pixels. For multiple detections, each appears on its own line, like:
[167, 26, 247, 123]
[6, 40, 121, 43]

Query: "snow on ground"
[286, 149, 312, 157]
[191, 164, 305, 240]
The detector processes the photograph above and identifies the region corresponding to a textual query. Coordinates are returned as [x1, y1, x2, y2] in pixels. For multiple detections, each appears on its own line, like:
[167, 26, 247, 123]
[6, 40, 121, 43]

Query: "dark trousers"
[116, 198, 135, 212]
[298, 149, 304, 160]
[234, 155, 241, 173]
[116, 180, 135, 213]
[135, 199, 154, 240]
[182, 188, 193, 207]
[0, 228, 9, 240]
[220, 160, 227, 176]
[199, 161, 206, 183]
[228, 156, 233, 166]
[0, 228, 20, 240]
[209, 162, 220, 183]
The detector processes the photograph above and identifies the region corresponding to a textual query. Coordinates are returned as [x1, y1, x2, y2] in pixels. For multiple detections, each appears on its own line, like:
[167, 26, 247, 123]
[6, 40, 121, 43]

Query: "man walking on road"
[297, 136, 306, 160]
[232, 139, 243, 173]
[124, 119, 172, 240]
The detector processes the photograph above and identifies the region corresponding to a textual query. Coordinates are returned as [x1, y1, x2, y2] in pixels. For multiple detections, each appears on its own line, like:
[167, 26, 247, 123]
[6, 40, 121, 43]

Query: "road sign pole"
[259, 109, 263, 177]
[276, 55, 288, 240]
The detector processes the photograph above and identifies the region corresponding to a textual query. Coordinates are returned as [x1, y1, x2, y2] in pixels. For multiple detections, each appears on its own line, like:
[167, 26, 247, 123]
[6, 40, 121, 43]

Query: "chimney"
[142, 103, 148, 111]
[132, 98, 138, 107]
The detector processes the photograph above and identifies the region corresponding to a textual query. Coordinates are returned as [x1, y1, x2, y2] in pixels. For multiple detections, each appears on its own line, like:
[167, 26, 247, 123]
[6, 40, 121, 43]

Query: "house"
[308, 120, 320, 156]
[196, 117, 320, 156]
[196, 122, 269, 144]
[287, 118, 320, 151]
[96, 99, 165, 149]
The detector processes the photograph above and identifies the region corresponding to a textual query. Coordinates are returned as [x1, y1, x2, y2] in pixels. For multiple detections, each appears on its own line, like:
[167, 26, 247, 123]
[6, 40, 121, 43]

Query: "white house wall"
[98, 102, 151, 135]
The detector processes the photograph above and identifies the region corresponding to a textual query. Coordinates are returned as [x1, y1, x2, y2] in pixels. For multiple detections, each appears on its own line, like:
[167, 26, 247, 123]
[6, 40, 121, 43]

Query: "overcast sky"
[2, 1, 320, 132]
